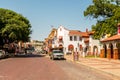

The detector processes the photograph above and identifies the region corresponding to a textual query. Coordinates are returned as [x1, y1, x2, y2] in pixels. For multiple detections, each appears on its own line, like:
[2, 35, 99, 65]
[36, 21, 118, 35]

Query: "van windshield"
[53, 50, 63, 53]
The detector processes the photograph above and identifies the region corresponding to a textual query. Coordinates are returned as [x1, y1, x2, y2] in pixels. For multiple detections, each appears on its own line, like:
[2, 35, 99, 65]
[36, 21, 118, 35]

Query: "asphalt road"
[0, 54, 118, 80]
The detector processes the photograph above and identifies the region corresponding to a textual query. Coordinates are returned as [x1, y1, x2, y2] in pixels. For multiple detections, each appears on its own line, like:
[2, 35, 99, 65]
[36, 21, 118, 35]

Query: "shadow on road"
[13, 54, 46, 58]
[52, 58, 66, 61]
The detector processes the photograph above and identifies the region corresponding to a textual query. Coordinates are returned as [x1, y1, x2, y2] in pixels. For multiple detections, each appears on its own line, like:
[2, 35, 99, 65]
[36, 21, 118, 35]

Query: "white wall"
[89, 35, 100, 55]
[57, 26, 69, 53]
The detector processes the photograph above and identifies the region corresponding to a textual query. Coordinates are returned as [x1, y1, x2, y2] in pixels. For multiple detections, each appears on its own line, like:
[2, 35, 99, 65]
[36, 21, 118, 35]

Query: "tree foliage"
[0, 8, 32, 44]
[84, 0, 120, 39]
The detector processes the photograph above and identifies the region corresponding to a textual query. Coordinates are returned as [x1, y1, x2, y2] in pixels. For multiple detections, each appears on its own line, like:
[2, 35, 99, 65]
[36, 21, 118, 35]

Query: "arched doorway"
[109, 43, 113, 58]
[93, 46, 98, 56]
[84, 46, 89, 56]
[116, 42, 120, 59]
[103, 44, 107, 58]
[68, 44, 74, 51]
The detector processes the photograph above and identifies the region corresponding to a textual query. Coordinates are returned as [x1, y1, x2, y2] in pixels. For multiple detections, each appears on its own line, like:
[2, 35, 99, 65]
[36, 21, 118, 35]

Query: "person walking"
[73, 48, 79, 61]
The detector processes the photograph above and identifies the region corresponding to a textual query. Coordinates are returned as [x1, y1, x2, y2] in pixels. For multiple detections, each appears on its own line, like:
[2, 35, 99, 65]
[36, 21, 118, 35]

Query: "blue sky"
[0, 0, 96, 41]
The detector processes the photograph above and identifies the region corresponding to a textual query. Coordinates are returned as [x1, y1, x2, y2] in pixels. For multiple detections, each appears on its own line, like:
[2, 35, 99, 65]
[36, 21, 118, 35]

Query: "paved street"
[0, 54, 119, 80]
[0, 54, 69, 80]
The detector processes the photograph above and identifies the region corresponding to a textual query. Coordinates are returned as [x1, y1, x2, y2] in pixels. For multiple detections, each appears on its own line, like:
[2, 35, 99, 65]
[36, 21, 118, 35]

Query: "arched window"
[68, 44, 74, 51]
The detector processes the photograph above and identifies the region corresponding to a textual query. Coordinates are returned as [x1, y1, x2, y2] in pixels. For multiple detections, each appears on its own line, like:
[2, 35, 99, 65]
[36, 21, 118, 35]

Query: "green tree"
[0, 8, 32, 44]
[84, 0, 120, 39]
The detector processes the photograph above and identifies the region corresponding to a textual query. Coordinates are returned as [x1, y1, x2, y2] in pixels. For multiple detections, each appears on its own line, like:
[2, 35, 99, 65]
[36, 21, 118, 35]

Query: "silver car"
[50, 50, 64, 60]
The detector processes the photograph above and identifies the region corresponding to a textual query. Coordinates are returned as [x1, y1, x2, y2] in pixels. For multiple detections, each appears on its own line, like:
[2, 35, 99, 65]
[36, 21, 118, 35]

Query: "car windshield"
[53, 50, 63, 53]
[0, 50, 2, 53]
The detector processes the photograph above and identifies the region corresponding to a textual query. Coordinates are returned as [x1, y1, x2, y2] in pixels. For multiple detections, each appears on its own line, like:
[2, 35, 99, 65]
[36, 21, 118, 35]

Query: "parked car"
[25, 47, 35, 54]
[50, 50, 64, 60]
[25, 49, 33, 54]
[0, 50, 5, 58]
[40, 50, 47, 54]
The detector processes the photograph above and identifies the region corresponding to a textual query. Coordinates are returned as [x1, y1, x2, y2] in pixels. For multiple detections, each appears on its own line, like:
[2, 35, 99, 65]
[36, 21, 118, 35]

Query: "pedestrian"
[83, 47, 87, 58]
[79, 48, 83, 57]
[73, 48, 79, 61]
[15, 47, 19, 55]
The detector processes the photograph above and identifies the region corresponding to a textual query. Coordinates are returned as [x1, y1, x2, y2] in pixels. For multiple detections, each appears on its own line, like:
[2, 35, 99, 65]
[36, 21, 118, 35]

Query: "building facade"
[45, 25, 100, 57]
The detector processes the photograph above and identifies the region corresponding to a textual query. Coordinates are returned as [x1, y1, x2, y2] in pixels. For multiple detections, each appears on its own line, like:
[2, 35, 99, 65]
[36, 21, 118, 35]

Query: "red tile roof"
[80, 32, 89, 37]
[101, 34, 120, 42]
[69, 30, 89, 38]
[69, 30, 81, 35]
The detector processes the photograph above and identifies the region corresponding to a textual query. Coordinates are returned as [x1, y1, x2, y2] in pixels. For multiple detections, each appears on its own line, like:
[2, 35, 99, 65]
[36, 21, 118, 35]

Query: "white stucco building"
[46, 25, 100, 57]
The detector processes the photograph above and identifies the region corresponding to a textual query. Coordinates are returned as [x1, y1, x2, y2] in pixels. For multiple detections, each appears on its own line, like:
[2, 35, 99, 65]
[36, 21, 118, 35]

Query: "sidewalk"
[65, 55, 120, 78]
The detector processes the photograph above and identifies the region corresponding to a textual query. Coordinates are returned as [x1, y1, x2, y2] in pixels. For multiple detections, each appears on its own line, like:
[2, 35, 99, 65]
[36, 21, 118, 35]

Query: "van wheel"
[51, 56, 54, 60]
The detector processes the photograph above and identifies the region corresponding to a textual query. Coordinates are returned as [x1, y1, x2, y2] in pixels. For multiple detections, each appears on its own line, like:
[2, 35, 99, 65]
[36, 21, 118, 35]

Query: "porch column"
[107, 48, 111, 59]
[113, 48, 119, 59]
[106, 43, 111, 59]
[113, 43, 119, 59]
[100, 48, 104, 58]
[100, 44, 105, 58]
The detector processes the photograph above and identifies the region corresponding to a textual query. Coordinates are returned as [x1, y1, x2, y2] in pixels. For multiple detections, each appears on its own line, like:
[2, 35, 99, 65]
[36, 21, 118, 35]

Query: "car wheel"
[50, 56, 52, 59]
[51, 56, 54, 60]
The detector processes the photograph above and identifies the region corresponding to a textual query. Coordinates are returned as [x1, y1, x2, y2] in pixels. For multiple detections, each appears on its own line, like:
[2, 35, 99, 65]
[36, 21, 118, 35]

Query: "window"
[70, 36, 72, 41]
[79, 36, 82, 41]
[60, 28, 62, 31]
[59, 36, 63, 42]
[52, 39, 55, 44]
[74, 36, 77, 41]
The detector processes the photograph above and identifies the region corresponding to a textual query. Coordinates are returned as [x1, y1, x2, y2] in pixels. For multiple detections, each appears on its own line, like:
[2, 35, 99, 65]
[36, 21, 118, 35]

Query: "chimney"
[86, 28, 88, 33]
[117, 23, 120, 35]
